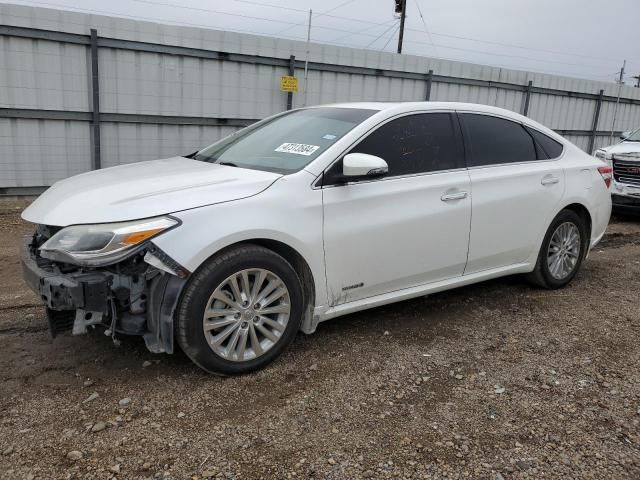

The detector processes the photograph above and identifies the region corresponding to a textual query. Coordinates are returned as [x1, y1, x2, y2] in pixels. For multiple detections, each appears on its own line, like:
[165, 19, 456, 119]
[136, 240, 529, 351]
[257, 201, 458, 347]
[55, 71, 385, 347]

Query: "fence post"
[286, 55, 295, 110]
[588, 89, 604, 154]
[90, 28, 101, 170]
[425, 69, 433, 101]
[522, 80, 533, 116]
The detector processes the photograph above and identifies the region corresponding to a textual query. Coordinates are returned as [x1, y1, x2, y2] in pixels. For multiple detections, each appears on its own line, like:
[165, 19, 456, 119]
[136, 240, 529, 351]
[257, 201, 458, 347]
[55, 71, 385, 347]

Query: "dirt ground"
[0, 200, 639, 480]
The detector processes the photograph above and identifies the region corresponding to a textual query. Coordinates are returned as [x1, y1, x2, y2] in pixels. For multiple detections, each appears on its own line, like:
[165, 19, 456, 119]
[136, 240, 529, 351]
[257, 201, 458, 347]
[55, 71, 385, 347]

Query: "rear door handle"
[441, 191, 468, 201]
[541, 176, 559, 186]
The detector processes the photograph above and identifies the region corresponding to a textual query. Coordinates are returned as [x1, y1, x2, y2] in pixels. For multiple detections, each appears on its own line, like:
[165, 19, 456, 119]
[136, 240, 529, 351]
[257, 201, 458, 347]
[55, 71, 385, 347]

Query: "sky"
[4, 0, 640, 83]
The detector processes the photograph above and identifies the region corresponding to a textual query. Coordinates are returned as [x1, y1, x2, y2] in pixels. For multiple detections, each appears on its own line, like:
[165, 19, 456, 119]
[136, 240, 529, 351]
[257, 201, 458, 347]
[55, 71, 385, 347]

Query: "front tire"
[526, 209, 588, 289]
[176, 244, 303, 375]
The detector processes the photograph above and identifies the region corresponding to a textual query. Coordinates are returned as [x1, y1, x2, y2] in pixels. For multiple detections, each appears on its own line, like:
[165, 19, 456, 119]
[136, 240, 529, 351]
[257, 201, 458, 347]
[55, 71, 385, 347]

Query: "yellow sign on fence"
[280, 75, 298, 92]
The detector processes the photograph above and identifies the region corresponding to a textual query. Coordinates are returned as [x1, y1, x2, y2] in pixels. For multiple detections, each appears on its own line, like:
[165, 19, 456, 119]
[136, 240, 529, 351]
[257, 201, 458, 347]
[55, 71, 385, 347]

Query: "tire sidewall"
[538, 210, 588, 288]
[176, 246, 303, 375]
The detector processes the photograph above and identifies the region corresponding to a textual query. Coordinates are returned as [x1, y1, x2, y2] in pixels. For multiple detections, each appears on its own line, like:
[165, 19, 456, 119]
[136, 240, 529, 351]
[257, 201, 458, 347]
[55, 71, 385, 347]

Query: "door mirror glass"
[620, 131, 631, 140]
[342, 153, 388, 177]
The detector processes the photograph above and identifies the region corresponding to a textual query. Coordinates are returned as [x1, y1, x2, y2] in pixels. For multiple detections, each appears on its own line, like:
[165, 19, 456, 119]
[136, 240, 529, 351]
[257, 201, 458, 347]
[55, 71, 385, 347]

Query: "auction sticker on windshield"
[275, 143, 320, 156]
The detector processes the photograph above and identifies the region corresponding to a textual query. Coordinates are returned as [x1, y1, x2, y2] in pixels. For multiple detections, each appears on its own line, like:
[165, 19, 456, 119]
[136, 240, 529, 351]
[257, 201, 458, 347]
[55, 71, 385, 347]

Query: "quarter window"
[347, 113, 464, 177]
[526, 126, 564, 159]
[460, 114, 538, 167]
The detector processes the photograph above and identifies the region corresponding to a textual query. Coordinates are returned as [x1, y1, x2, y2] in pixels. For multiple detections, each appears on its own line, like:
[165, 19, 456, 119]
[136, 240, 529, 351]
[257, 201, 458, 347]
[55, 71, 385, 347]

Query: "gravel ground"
[0, 200, 639, 480]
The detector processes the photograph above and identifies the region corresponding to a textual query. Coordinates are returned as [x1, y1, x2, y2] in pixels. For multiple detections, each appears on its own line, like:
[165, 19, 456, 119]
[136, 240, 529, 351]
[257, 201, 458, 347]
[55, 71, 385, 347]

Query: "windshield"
[624, 127, 640, 142]
[193, 107, 377, 173]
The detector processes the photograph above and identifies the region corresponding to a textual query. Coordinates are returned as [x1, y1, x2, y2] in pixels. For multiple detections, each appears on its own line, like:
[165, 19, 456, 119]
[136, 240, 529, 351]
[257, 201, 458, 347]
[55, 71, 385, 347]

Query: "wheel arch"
[203, 238, 318, 334]
[560, 202, 592, 242]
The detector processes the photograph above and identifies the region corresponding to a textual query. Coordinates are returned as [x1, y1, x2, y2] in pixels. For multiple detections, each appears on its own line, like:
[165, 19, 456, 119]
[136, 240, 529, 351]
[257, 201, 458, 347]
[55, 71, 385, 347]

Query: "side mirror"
[620, 131, 631, 140]
[343, 153, 389, 178]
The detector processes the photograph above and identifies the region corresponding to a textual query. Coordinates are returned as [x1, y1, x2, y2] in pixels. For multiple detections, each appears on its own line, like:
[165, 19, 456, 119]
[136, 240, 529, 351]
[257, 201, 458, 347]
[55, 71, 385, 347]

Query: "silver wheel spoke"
[251, 270, 267, 302]
[205, 307, 236, 319]
[236, 328, 248, 359]
[240, 271, 251, 301]
[254, 279, 280, 305]
[255, 322, 279, 343]
[211, 322, 241, 346]
[260, 316, 285, 332]
[258, 304, 290, 315]
[212, 291, 241, 310]
[204, 316, 237, 331]
[262, 287, 287, 308]
[230, 275, 244, 305]
[249, 323, 263, 356]
[226, 327, 242, 357]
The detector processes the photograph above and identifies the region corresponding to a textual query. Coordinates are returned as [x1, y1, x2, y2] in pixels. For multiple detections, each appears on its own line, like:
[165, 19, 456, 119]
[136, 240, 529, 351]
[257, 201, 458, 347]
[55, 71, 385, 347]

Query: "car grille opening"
[612, 159, 640, 186]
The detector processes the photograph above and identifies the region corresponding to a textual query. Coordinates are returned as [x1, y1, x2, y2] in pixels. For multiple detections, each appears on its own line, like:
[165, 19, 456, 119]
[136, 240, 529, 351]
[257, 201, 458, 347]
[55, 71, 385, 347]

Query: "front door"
[322, 112, 472, 305]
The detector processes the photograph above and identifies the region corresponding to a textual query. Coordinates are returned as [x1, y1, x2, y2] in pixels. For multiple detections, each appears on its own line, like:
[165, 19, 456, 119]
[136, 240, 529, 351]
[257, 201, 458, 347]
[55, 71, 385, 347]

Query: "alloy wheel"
[202, 268, 291, 362]
[546, 222, 581, 280]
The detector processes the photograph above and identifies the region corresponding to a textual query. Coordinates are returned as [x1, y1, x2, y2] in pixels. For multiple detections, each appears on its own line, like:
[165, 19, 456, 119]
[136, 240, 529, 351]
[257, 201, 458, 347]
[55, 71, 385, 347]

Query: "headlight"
[40, 216, 179, 266]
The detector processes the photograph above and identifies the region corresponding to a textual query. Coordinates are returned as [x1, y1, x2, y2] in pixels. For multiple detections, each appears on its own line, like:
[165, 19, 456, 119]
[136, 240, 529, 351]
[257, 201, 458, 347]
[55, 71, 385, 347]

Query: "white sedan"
[21, 102, 612, 374]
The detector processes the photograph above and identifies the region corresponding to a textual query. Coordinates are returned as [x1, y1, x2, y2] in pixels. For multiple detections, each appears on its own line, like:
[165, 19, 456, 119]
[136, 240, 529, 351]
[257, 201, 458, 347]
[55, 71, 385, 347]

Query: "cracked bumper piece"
[22, 241, 111, 312]
[21, 236, 188, 353]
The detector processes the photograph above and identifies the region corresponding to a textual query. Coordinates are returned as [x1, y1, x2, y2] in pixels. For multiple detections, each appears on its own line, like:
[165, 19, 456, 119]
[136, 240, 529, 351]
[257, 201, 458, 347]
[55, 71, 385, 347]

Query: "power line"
[86, 0, 640, 66]
[332, 18, 397, 44]
[412, 0, 437, 56]
[10, 0, 636, 81]
[41, 0, 635, 68]
[366, 22, 398, 48]
[276, 0, 356, 36]
[383, 25, 400, 52]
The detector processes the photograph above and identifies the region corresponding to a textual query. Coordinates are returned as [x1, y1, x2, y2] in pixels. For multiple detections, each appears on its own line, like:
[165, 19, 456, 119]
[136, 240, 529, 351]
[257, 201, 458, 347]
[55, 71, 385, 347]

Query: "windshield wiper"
[218, 161, 238, 167]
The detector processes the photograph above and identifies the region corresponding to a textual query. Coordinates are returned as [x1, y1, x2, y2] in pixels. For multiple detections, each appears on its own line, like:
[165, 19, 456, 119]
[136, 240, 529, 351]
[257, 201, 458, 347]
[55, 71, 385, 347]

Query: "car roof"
[317, 101, 517, 116]
[312, 101, 565, 143]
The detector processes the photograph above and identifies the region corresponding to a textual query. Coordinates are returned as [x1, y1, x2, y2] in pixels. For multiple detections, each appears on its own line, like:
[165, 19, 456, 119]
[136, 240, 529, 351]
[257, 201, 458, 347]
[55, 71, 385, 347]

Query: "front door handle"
[541, 176, 559, 186]
[441, 191, 468, 201]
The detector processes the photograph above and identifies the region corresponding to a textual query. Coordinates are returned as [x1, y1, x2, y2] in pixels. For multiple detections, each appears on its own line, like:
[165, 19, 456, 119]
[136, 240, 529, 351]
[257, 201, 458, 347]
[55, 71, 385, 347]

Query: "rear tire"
[176, 244, 303, 375]
[526, 210, 588, 289]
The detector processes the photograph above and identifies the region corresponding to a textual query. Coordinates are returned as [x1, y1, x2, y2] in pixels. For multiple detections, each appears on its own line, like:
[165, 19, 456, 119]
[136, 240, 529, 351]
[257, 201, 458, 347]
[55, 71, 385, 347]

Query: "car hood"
[22, 157, 282, 226]
[597, 141, 640, 159]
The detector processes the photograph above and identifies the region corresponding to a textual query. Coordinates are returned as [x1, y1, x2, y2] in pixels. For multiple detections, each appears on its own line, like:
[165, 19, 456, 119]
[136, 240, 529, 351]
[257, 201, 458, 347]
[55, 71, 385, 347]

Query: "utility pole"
[633, 74, 640, 88]
[609, 60, 626, 144]
[395, 0, 407, 54]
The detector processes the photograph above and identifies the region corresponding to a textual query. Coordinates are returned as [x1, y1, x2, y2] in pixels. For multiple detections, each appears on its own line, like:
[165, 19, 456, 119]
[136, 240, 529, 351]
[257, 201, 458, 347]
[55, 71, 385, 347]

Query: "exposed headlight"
[40, 216, 179, 266]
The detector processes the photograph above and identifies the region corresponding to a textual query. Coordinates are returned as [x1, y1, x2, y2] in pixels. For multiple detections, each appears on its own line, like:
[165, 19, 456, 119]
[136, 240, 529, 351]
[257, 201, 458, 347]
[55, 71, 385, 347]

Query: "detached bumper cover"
[21, 237, 111, 312]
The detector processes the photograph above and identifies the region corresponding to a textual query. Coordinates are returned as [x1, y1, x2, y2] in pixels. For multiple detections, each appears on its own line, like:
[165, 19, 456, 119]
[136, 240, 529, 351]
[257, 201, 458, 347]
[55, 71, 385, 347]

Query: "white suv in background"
[595, 128, 640, 214]
[21, 102, 612, 375]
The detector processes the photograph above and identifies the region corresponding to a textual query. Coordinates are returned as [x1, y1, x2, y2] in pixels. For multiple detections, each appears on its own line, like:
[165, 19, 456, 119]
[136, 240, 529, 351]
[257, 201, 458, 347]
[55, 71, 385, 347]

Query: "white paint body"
[23, 102, 612, 332]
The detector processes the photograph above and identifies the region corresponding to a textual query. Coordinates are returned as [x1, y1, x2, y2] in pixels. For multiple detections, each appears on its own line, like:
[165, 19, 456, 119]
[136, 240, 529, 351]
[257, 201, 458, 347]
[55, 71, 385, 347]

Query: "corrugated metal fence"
[2, 4, 640, 193]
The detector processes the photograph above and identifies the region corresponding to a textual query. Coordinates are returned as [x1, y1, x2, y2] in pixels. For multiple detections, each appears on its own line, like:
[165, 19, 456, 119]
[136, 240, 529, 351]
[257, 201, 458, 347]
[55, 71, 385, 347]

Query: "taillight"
[598, 165, 613, 188]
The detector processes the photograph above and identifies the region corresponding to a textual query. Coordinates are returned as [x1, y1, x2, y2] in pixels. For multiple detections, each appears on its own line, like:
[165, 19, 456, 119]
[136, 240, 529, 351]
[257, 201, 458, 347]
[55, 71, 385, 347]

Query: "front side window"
[193, 107, 377, 174]
[343, 112, 464, 178]
[460, 114, 537, 167]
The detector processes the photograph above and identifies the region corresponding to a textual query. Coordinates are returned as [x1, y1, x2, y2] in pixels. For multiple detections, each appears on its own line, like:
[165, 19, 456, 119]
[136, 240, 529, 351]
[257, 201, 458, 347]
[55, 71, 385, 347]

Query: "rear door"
[322, 112, 471, 305]
[459, 112, 565, 274]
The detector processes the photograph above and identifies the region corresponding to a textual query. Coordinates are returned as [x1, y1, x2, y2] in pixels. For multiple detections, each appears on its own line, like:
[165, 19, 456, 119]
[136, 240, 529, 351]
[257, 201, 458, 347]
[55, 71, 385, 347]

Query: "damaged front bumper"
[21, 235, 189, 354]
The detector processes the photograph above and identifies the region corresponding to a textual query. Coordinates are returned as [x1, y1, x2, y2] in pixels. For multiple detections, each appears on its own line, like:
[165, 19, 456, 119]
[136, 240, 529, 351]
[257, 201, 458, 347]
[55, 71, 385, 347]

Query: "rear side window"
[347, 112, 464, 176]
[526, 126, 564, 159]
[460, 114, 537, 167]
